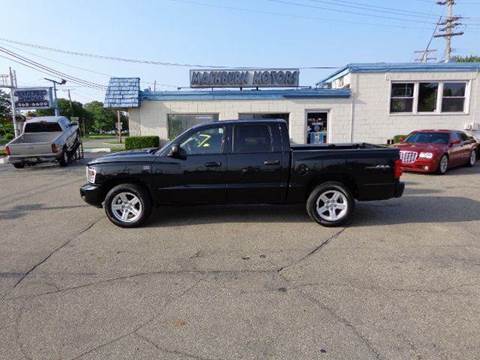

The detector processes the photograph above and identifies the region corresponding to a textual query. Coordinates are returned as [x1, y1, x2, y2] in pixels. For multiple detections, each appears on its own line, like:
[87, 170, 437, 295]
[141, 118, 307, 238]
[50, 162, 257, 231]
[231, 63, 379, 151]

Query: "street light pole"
[44, 78, 66, 116]
[9, 67, 19, 136]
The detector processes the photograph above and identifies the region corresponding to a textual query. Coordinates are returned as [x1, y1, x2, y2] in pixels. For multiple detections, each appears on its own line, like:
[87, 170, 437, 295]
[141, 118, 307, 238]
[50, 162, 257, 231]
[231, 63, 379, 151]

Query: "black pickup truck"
[80, 119, 404, 227]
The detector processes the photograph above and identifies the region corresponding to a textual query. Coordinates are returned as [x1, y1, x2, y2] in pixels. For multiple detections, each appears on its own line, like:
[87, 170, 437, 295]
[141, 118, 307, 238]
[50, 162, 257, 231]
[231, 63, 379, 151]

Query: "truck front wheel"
[104, 184, 152, 228]
[13, 163, 25, 169]
[306, 181, 354, 227]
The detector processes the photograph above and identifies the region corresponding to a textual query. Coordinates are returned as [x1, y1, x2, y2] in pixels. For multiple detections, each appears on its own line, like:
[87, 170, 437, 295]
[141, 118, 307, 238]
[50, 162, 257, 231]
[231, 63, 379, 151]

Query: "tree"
[84, 101, 117, 133]
[0, 90, 10, 122]
[453, 55, 480, 63]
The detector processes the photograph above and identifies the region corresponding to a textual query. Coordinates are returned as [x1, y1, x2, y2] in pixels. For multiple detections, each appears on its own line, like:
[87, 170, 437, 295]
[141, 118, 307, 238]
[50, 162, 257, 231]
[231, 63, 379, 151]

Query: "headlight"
[86, 167, 96, 183]
[418, 152, 434, 159]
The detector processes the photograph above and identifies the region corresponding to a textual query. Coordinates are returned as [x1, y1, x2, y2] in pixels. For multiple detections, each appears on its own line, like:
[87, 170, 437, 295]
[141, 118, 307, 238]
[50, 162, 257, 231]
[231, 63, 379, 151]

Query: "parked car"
[80, 119, 404, 227]
[5, 116, 80, 168]
[393, 130, 478, 175]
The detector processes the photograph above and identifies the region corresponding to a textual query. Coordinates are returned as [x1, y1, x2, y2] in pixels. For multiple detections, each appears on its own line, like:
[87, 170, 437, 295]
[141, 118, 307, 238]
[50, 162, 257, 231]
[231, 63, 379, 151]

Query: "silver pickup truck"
[6, 116, 80, 168]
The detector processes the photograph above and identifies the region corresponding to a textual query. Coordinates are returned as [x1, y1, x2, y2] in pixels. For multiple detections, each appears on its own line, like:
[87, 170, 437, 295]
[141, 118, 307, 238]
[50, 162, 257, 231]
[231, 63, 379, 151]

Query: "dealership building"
[105, 63, 480, 144]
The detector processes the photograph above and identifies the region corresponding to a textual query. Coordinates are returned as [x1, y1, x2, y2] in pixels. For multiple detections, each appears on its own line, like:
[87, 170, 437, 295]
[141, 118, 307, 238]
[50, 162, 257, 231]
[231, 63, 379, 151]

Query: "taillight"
[394, 159, 403, 179]
[5, 146, 10, 156]
[51, 144, 58, 153]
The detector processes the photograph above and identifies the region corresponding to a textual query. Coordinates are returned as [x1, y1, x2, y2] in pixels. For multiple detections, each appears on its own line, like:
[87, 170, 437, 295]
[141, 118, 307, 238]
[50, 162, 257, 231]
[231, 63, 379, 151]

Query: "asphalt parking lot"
[0, 157, 479, 360]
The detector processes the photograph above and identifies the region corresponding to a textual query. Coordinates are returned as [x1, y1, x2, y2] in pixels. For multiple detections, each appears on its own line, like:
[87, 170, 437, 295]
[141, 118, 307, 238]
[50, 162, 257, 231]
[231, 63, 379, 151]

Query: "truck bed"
[8, 132, 61, 156]
[291, 143, 385, 151]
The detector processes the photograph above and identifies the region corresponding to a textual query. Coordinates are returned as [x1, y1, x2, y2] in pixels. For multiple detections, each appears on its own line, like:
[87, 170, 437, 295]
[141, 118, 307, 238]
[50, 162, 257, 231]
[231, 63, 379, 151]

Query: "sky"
[0, 0, 480, 103]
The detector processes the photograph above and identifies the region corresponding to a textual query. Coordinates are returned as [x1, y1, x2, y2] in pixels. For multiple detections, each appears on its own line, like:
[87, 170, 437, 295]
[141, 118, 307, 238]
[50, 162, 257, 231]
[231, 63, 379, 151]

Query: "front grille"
[400, 151, 418, 164]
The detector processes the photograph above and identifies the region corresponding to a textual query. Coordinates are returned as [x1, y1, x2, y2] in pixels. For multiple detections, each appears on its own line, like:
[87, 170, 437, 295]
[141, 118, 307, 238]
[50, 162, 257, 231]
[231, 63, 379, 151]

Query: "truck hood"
[393, 143, 447, 153]
[88, 148, 159, 165]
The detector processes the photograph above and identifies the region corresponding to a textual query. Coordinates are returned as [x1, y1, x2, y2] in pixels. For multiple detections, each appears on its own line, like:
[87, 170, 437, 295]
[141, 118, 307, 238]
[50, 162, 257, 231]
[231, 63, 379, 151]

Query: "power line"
[307, 0, 442, 18]
[0, 40, 181, 89]
[266, 0, 438, 25]
[0, 36, 340, 70]
[169, 0, 435, 30]
[0, 47, 106, 90]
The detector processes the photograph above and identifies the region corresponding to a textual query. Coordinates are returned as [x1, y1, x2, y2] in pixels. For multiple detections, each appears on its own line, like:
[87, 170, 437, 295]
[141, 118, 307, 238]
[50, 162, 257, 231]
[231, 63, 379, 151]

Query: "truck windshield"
[405, 132, 450, 144]
[24, 122, 62, 132]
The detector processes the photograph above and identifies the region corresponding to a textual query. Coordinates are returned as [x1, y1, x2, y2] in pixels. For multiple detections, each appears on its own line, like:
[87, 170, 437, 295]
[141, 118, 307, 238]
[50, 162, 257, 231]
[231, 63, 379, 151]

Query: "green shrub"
[125, 136, 160, 150]
[393, 135, 407, 144]
[4, 133, 14, 141]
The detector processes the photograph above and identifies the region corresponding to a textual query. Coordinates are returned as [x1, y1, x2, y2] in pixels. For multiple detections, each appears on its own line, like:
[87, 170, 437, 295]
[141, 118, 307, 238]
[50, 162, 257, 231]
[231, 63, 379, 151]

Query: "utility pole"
[8, 67, 19, 136]
[153, 80, 157, 92]
[434, 0, 463, 62]
[117, 110, 122, 144]
[44, 78, 66, 116]
[414, 16, 441, 63]
[67, 89, 74, 114]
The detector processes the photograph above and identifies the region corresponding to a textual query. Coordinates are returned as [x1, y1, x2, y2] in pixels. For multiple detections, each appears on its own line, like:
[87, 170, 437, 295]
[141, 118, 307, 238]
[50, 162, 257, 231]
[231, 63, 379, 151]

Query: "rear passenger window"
[234, 125, 272, 153]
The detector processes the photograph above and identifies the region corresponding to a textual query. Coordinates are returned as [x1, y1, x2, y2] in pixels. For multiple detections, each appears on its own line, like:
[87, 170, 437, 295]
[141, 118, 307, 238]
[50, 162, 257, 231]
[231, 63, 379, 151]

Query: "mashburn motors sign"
[190, 69, 300, 88]
[14, 87, 53, 109]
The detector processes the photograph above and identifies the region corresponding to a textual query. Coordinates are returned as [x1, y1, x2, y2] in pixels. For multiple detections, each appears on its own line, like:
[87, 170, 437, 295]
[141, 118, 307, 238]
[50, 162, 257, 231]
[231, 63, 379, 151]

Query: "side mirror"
[70, 122, 78, 127]
[399, 136, 405, 143]
[168, 144, 186, 159]
[450, 139, 461, 146]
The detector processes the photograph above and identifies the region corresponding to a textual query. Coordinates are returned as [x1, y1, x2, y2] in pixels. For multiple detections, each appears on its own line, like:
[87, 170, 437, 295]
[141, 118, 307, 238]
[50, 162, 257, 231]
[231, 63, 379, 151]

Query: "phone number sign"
[14, 87, 53, 109]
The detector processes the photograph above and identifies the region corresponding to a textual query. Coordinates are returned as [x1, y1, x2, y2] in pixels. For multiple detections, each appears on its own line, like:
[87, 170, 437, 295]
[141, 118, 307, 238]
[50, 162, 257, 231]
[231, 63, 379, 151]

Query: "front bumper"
[80, 183, 104, 208]
[401, 158, 439, 173]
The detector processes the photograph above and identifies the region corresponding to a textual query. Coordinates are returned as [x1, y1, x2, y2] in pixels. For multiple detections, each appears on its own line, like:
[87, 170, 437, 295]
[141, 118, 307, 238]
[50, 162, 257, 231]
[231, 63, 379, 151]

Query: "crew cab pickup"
[80, 119, 404, 227]
[6, 116, 80, 168]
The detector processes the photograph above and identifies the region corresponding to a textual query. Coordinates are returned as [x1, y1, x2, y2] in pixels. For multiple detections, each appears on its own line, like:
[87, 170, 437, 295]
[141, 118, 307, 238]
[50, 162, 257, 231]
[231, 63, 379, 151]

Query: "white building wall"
[129, 98, 352, 144]
[351, 71, 479, 143]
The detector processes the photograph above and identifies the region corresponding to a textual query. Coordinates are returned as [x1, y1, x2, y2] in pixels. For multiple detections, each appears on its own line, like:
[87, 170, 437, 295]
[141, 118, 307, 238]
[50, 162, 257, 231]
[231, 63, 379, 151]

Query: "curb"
[84, 148, 112, 153]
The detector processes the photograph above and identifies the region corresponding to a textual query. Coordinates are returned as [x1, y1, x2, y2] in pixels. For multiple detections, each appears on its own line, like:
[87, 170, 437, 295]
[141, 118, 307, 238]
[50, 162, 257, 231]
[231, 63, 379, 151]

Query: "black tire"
[104, 183, 152, 228]
[306, 181, 354, 227]
[466, 150, 476, 167]
[12, 163, 24, 169]
[437, 155, 448, 175]
[58, 148, 69, 167]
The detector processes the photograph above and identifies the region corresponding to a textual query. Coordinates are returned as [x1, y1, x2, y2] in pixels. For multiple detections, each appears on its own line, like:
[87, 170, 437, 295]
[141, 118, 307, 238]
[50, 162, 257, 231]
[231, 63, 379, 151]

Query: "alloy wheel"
[315, 190, 348, 222]
[111, 192, 143, 223]
[470, 151, 476, 166]
[440, 156, 448, 174]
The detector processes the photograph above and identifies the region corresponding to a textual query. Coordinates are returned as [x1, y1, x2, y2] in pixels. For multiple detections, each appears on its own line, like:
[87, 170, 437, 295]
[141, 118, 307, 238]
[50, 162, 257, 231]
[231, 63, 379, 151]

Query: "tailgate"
[8, 142, 55, 156]
[8, 132, 62, 156]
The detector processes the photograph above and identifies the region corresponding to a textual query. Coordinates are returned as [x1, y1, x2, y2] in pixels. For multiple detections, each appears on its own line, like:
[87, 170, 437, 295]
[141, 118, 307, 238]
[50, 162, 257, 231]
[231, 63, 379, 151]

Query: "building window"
[390, 81, 468, 114]
[442, 82, 466, 112]
[167, 114, 219, 139]
[390, 83, 414, 113]
[418, 82, 438, 112]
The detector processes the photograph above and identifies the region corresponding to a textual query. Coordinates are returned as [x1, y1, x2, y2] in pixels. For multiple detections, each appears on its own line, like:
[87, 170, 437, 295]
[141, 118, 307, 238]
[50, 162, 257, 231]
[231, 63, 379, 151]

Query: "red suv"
[393, 130, 478, 174]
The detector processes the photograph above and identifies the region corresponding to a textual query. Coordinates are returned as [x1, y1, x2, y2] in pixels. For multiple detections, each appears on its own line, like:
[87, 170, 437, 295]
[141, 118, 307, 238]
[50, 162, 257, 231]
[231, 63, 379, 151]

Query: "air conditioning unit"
[464, 122, 480, 131]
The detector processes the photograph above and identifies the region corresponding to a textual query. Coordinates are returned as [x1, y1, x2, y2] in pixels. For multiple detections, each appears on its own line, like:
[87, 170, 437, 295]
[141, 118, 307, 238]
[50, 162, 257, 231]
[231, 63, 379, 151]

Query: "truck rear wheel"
[58, 149, 69, 167]
[13, 163, 25, 169]
[306, 181, 354, 227]
[104, 184, 152, 228]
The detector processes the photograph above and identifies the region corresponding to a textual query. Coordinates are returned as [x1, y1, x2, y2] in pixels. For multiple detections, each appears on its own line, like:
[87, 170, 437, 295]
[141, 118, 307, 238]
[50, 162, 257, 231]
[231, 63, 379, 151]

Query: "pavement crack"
[9, 217, 102, 291]
[277, 228, 346, 273]
[5, 269, 277, 302]
[135, 332, 219, 360]
[66, 278, 205, 360]
[296, 288, 383, 360]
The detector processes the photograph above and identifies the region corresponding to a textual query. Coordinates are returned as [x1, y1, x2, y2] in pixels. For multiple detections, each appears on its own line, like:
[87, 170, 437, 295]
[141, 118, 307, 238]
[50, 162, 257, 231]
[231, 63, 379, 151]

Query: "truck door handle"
[264, 160, 280, 166]
[204, 161, 222, 168]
